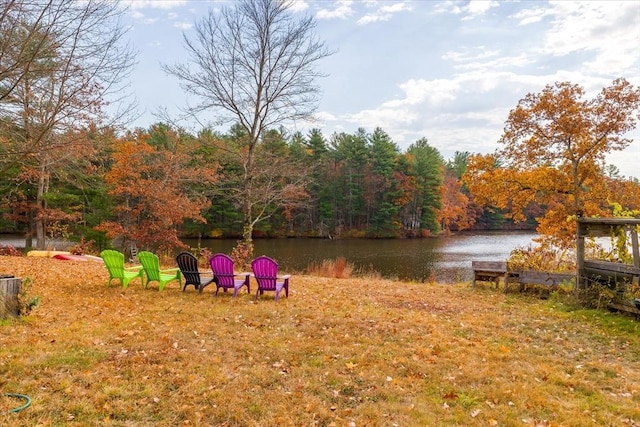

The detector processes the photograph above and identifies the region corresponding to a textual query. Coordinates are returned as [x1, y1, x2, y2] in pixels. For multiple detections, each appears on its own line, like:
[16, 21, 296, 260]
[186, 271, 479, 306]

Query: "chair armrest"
[125, 266, 143, 272]
[184, 270, 214, 277]
[236, 272, 251, 277]
[280, 274, 291, 279]
[160, 267, 180, 273]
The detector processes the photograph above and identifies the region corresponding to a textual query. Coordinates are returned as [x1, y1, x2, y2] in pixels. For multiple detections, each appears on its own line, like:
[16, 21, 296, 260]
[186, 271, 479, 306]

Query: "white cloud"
[346, 107, 417, 129]
[442, 48, 500, 64]
[464, 0, 499, 17]
[130, 10, 145, 20]
[453, 52, 533, 72]
[125, 0, 187, 10]
[540, 1, 640, 77]
[173, 21, 192, 30]
[379, 2, 412, 14]
[289, 0, 310, 13]
[356, 1, 412, 25]
[437, 0, 500, 19]
[511, 7, 551, 25]
[356, 13, 390, 25]
[316, 0, 354, 19]
[396, 79, 461, 106]
[313, 111, 337, 122]
[129, 11, 158, 25]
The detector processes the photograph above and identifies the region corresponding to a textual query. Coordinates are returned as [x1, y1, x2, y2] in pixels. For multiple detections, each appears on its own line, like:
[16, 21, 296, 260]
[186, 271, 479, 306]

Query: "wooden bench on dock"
[513, 270, 575, 292]
[471, 261, 506, 288]
[472, 261, 574, 292]
[471, 261, 519, 290]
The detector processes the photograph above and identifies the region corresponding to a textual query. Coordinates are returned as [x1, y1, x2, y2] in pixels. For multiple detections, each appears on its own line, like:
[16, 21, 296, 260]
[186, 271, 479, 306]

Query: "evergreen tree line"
[0, 122, 523, 250]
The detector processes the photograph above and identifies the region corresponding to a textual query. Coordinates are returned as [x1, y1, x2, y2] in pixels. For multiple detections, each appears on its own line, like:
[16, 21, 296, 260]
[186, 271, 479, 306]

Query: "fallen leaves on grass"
[0, 256, 639, 426]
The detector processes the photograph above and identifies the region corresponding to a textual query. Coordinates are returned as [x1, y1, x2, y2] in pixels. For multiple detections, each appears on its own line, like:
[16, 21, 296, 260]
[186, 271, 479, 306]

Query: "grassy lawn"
[1, 255, 639, 426]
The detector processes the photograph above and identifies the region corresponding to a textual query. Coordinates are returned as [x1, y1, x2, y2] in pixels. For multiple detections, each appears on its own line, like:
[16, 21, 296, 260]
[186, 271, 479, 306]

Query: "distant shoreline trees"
[0, 116, 638, 252]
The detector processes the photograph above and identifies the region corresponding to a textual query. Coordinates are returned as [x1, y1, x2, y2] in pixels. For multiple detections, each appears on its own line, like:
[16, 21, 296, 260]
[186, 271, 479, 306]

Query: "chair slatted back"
[251, 255, 279, 291]
[209, 253, 237, 287]
[100, 250, 125, 279]
[176, 252, 200, 286]
[138, 251, 161, 281]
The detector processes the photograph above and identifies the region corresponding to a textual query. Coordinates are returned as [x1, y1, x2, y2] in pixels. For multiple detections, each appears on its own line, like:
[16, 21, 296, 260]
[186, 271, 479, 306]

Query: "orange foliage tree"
[96, 128, 218, 252]
[438, 174, 473, 233]
[464, 79, 640, 247]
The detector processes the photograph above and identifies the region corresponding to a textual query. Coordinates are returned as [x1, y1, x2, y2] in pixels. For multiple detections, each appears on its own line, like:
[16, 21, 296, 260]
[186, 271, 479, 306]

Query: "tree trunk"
[241, 177, 254, 260]
[35, 162, 48, 250]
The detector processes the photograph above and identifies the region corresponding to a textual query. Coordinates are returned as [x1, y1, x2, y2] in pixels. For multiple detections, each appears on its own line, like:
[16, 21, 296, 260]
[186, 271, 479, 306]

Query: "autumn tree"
[0, 0, 135, 249]
[96, 126, 218, 252]
[165, 0, 331, 257]
[438, 174, 472, 233]
[464, 79, 640, 246]
[437, 151, 475, 233]
[0, 0, 134, 172]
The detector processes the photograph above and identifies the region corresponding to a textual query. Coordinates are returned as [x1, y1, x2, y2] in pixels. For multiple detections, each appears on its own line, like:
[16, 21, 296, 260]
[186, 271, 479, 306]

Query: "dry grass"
[306, 257, 354, 279]
[1, 255, 639, 426]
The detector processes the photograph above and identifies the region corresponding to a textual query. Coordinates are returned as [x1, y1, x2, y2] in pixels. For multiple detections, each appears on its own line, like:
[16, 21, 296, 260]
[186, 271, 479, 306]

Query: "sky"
[121, 0, 640, 178]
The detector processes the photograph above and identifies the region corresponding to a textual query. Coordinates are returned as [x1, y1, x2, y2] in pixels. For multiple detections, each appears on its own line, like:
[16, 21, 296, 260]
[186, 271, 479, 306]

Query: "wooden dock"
[473, 218, 640, 313]
[472, 261, 574, 292]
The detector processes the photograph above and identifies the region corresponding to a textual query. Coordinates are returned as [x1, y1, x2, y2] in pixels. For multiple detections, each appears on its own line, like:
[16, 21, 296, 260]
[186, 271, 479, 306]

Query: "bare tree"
[0, 0, 56, 103]
[0, 0, 136, 248]
[165, 0, 332, 255]
[0, 0, 136, 173]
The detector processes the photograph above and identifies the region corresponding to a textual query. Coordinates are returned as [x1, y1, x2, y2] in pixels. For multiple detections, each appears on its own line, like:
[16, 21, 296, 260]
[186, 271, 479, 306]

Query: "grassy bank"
[1, 256, 639, 426]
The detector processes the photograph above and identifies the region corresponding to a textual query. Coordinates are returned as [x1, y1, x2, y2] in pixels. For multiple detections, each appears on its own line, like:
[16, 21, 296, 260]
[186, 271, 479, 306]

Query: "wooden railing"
[577, 218, 640, 290]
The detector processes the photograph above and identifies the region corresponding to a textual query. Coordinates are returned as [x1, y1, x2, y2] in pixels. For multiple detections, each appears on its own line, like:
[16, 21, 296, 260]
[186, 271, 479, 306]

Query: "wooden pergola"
[576, 217, 640, 288]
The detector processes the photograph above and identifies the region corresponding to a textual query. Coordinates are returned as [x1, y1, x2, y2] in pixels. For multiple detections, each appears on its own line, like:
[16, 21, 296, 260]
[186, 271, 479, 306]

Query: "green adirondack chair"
[100, 249, 144, 289]
[138, 251, 182, 291]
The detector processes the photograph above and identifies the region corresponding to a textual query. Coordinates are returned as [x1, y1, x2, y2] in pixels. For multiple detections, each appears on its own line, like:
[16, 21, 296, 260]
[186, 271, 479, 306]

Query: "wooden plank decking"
[472, 261, 574, 292]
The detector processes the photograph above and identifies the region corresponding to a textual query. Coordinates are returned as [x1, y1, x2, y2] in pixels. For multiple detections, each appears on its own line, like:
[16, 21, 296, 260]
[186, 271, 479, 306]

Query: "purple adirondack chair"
[251, 255, 290, 301]
[209, 253, 250, 297]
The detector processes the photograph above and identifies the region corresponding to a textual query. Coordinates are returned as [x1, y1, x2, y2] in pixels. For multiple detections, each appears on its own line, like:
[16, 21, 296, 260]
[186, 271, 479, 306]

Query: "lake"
[1, 231, 537, 283]
[183, 232, 537, 283]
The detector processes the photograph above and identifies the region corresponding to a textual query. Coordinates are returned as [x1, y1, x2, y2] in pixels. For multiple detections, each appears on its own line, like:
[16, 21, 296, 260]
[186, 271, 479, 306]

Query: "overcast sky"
[122, 0, 640, 178]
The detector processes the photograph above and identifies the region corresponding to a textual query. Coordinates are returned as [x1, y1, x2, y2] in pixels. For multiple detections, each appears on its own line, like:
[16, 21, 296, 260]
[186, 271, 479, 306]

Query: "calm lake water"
[1, 231, 537, 283]
[183, 232, 537, 283]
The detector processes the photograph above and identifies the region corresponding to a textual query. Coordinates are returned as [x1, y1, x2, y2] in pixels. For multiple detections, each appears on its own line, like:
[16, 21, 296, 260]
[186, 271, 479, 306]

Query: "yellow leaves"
[468, 79, 640, 243]
[438, 174, 472, 232]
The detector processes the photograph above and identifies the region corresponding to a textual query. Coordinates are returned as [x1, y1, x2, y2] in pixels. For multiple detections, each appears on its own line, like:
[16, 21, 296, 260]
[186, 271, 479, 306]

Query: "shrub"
[508, 237, 575, 273]
[0, 245, 22, 256]
[69, 238, 97, 255]
[306, 257, 354, 279]
[231, 240, 253, 271]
